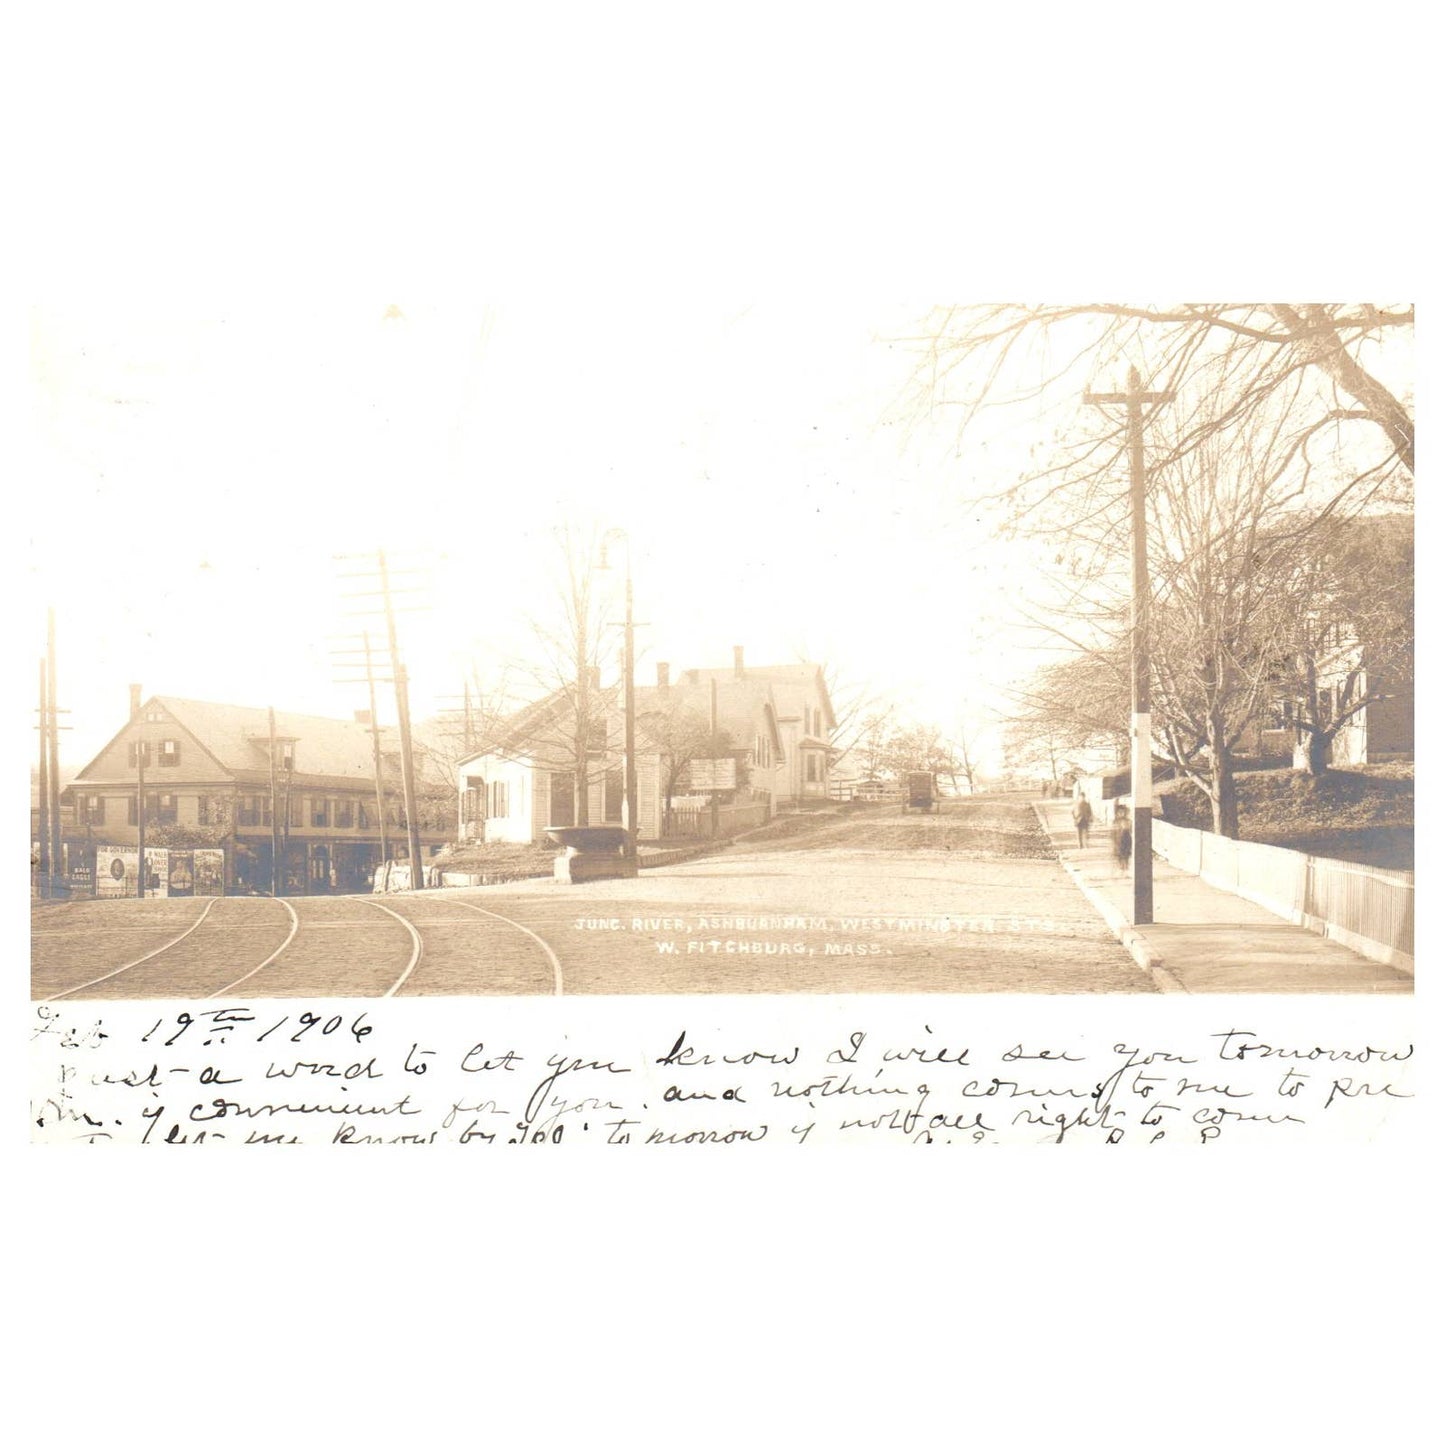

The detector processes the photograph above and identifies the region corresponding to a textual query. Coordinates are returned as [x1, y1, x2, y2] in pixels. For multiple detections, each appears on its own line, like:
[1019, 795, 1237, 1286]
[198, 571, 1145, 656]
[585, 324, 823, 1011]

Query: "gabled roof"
[675, 662, 836, 730]
[457, 660, 836, 770]
[154, 697, 388, 782]
[74, 695, 457, 789]
[459, 684, 621, 767]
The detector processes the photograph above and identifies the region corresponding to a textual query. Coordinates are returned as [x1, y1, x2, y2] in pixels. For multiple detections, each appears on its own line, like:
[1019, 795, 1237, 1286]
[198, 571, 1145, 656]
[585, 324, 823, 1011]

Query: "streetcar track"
[413, 895, 564, 996]
[206, 896, 301, 998]
[42, 898, 220, 1002]
[363, 899, 424, 996]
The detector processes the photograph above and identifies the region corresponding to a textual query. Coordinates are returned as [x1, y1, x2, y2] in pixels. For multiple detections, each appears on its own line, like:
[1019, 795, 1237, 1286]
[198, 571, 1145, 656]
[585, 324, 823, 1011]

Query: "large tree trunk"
[1303, 730, 1332, 777]
[1206, 717, 1240, 839]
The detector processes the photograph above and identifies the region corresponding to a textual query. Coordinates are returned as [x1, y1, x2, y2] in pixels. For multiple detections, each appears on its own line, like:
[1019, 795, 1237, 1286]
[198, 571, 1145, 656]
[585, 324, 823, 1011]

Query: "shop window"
[198, 793, 245, 826]
[236, 795, 266, 827]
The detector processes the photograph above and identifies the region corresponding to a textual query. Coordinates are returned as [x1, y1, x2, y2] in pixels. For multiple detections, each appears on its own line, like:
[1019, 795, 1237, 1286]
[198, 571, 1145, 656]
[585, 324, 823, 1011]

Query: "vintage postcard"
[12, 10, 1433, 1442]
[25, 300, 1416, 1150]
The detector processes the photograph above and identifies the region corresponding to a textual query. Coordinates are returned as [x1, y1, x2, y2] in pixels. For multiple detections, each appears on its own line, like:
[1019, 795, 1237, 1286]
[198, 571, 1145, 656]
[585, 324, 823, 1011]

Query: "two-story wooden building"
[66, 687, 451, 893]
[457, 648, 836, 844]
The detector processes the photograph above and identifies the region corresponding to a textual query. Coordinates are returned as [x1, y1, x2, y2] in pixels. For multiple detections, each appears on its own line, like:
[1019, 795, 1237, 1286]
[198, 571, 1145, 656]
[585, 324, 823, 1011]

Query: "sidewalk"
[1033, 800, 1412, 993]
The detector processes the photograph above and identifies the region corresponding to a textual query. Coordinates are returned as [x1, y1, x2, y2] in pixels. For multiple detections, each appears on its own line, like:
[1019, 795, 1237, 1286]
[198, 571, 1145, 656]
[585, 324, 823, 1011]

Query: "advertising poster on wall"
[193, 849, 225, 896]
[166, 849, 195, 897]
[141, 849, 167, 897]
[95, 846, 137, 898]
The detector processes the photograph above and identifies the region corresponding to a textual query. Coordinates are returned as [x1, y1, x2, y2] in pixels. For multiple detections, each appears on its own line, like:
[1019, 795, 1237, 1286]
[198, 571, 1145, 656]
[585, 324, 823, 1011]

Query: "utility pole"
[37, 659, 50, 897]
[575, 580, 592, 828]
[364, 631, 390, 866]
[601, 530, 638, 858]
[1085, 365, 1173, 925]
[378, 550, 427, 890]
[46, 609, 62, 881]
[268, 706, 281, 896]
[709, 676, 720, 839]
[328, 625, 398, 887]
[334, 553, 429, 889]
[622, 554, 636, 861]
[136, 737, 148, 899]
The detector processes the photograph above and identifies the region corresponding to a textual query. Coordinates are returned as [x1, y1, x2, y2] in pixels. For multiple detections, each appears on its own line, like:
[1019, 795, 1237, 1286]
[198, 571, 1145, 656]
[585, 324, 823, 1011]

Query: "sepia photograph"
[15, 7, 1433, 1443]
[28, 302, 1415, 1001]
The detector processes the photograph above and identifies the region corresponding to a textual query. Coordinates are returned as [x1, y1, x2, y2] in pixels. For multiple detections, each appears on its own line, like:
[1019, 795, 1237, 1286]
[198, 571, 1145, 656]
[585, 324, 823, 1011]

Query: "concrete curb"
[1032, 803, 1188, 994]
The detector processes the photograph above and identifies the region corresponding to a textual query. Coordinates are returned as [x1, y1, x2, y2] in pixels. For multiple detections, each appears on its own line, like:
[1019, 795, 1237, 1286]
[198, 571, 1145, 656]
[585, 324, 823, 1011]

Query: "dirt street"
[31, 795, 1156, 998]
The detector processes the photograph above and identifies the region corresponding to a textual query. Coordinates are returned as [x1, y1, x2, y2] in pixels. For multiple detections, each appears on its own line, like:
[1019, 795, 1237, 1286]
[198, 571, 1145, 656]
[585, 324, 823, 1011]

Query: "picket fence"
[1151, 818, 1413, 970]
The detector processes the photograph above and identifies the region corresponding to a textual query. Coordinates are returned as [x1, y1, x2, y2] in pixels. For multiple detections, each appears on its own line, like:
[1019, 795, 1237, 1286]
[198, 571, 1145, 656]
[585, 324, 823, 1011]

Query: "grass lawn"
[1156, 763, 1414, 870]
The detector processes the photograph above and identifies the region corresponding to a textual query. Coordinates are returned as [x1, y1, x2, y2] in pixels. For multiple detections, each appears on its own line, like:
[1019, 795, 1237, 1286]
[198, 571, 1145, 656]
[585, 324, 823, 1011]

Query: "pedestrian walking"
[1113, 802, 1132, 871]
[1071, 794, 1093, 848]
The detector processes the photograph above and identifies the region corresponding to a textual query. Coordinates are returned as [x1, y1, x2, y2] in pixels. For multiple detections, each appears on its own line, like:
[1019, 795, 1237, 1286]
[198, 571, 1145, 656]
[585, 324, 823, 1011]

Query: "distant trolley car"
[902, 771, 938, 814]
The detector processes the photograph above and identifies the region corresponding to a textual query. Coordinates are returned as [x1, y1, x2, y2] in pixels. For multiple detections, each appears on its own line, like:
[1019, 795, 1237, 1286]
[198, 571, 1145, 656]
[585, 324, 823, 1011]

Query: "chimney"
[657, 662, 670, 689]
[733, 646, 745, 680]
[129, 683, 142, 720]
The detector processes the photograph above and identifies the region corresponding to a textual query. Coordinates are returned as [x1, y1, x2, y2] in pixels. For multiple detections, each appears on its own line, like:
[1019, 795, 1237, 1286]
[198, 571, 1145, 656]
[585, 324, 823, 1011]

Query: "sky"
[25, 301, 1050, 772]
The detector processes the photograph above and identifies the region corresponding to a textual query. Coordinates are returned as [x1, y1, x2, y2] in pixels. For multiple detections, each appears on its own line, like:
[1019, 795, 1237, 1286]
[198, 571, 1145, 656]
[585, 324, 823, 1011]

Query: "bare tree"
[840, 707, 895, 781]
[1140, 404, 1354, 837]
[816, 661, 891, 772]
[879, 721, 958, 786]
[472, 526, 618, 826]
[952, 727, 980, 794]
[914, 308, 1412, 835]
[636, 689, 738, 826]
[905, 305, 1413, 512]
[1001, 647, 1131, 765]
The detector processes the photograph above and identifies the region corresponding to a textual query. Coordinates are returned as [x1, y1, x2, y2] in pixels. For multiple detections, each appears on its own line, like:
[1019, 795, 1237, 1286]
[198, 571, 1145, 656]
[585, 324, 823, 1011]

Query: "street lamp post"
[601, 530, 638, 863]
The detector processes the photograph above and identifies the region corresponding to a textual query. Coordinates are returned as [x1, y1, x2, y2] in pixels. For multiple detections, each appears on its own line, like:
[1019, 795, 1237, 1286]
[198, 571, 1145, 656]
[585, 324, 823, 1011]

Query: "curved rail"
[206, 895, 301, 999]
[42, 897, 219, 1002]
[428, 896, 564, 996]
[363, 899, 425, 997]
